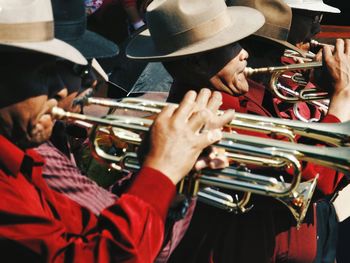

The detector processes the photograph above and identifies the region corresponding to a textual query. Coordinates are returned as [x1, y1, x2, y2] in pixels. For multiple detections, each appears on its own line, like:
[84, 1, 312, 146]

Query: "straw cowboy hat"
[227, 0, 306, 55]
[0, 0, 87, 65]
[52, 0, 119, 59]
[126, 0, 265, 61]
[284, 0, 340, 13]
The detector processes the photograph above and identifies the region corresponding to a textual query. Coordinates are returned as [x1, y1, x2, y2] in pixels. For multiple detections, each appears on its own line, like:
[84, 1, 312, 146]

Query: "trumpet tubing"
[244, 61, 330, 107]
[243, 61, 322, 76]
[53, 104, 350, 226]
[83, 97, 350, 146]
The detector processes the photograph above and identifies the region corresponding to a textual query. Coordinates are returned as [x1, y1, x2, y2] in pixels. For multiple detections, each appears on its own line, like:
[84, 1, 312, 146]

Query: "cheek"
[58, 92, 78, 111]
[234, 72, 248, 88]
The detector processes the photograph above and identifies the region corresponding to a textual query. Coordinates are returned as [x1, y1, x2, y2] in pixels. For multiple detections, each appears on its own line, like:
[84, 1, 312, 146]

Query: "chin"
[14, 131, 52, 149]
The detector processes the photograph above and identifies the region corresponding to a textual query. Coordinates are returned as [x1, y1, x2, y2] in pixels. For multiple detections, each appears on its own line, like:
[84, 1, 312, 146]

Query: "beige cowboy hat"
[0, 0, 87, 65]
[284, 0, 340, 13]
[126, 0, 265, 61]
[227, 0, 307, 56]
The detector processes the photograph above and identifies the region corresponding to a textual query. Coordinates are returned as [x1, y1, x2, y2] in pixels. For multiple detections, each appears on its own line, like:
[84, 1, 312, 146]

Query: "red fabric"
[274, 56, 323, 121]
[0, 135, 175, 262]
[273, 203, 318, 262]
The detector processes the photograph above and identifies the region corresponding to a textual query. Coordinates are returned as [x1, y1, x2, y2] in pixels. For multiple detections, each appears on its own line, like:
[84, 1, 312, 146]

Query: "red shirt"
[0, 135, 175, 262]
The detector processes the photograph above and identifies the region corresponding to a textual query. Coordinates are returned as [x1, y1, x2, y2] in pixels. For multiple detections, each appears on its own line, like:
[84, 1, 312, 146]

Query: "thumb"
[197, 129, 222, 150]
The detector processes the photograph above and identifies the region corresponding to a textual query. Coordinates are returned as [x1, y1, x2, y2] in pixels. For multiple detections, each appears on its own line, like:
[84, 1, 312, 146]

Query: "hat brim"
[64, 30, 119, 59]
[262, 36, 308, 57]
[288, 3, 340, 13]
[126, 6, 265, 61]
[0, 38, 87, 65]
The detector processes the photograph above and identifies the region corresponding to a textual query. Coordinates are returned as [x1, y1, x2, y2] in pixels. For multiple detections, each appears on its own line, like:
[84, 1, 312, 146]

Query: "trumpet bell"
[277, 176, 318, 229]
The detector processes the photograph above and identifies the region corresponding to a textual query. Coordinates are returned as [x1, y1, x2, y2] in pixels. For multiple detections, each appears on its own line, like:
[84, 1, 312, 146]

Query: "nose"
[239, 49, 249, 61]
[55, 88, 68, 101]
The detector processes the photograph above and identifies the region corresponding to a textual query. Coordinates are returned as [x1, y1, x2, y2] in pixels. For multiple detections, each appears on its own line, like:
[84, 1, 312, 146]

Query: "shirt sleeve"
[0, 166, 176, 263]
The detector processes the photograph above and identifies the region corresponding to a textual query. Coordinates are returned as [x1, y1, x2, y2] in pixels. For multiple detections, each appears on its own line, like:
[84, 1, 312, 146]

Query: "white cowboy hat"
[0, 0, 87, 65]
[283, 0, 340, 13]
[126, 0, 265, 61]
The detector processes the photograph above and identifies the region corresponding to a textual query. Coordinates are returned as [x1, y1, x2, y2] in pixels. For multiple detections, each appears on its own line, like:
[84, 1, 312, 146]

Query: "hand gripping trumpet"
[84, 97, 350, 146]
[52, 99, 350, 227]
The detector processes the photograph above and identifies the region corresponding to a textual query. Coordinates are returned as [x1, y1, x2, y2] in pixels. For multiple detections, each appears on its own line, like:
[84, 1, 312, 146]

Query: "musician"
[126, 0, 350, 262]
[285, 0, 340, 53]
[270, 0, 341, 122]
[0, 0, 234, 262]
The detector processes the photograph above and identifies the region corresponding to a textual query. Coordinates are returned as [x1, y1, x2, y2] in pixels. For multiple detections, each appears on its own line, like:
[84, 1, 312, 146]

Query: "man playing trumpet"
[0, 0, 235, 262]
[126, 0, 350, 262]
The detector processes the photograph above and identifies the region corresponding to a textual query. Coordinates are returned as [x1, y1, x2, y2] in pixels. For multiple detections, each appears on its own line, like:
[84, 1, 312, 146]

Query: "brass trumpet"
[244, 61, 330, 103]
[83, 97, 350, 146]
[52, 103, 350, 227]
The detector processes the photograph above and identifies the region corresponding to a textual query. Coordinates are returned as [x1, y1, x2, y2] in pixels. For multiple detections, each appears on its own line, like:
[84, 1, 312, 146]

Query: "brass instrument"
[244, 61, 329, 102]
[310, 39, 334, 49]
[52, 102, 350, 227]
[84, 97, 349, 146]
[284, 49, 315, 62]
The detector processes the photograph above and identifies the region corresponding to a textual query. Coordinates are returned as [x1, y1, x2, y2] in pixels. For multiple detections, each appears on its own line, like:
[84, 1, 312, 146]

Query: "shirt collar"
[0, 135, 44, 176]
[0, 135, 25, 175]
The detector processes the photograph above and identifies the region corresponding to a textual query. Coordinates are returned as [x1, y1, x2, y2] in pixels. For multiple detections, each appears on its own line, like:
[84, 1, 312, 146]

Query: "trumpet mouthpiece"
[244, 67, 254, 76]
[51, 107, 67, 119]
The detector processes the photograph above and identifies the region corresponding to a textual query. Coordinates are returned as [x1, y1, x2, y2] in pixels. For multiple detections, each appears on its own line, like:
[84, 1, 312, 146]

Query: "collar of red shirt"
[0, 135, 44, 176]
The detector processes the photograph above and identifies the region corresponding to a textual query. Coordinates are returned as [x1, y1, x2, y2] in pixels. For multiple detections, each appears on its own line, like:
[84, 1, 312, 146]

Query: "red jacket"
[0, 135, 175, 263]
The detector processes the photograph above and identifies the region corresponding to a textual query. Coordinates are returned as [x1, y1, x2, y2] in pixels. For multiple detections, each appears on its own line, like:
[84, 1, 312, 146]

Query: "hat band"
[0, 21, 53, 42]
[154, 11, 231, 53]
[255, 22, 289, 41]
[55, 19, 86, 41]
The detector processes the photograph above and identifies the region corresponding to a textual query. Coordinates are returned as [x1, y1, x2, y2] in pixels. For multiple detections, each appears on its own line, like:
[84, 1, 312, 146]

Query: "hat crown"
[0, 0, 53, 24]
[285, 0, 326, 4]
[283, 0, 340, 13]
[51, 0, 86, 41]
[227, 0, 292, 41]
[51, 0, 85, 23]
[146, 0, 230, 52]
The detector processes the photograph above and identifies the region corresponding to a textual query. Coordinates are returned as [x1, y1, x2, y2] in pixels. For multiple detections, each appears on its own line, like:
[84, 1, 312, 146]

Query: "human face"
[289, 9, 323, 50]
[0, 54, 68, 148]
[209, 48, 249, 96]
[56, 61, 97, 113]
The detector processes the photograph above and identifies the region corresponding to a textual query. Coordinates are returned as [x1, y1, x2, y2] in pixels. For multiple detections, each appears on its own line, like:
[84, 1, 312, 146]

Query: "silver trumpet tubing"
[244, 61, 330, 103]
[52, 103, 350, 227]
[82, 97, 350, 146]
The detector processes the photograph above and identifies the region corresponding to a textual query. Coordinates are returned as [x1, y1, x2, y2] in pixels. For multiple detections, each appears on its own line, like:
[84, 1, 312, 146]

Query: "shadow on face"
[0, 51, 68, 148]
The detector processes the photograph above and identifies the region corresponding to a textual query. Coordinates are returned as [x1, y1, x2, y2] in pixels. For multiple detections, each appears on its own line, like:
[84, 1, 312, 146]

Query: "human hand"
[143, 89, 235, 184]
[323, 39, 350, 121]
[194, 146, 229, 171]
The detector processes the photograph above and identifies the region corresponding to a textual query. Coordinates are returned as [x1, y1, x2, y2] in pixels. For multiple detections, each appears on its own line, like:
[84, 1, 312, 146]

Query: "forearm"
[327, 87, 350, 122]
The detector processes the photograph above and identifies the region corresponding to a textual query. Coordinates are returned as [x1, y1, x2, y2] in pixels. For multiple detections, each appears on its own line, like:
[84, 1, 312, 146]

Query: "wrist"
[143, 156, 182, 185]
[328, 86, 350, 122]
